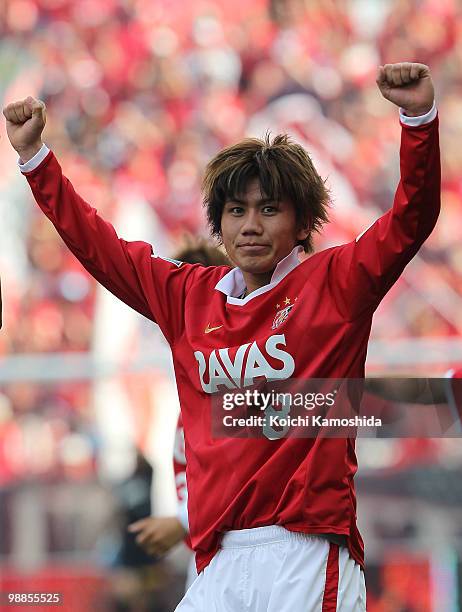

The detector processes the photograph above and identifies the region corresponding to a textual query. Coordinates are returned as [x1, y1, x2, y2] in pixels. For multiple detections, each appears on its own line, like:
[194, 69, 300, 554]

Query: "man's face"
[220, 178, 309, 286]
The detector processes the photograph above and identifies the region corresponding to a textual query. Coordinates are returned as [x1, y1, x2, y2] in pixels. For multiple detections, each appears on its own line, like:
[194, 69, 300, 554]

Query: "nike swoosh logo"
[205, 324, 223, 334]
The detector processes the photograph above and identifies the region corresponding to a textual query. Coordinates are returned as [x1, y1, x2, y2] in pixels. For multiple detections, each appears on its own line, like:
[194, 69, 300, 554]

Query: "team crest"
[272, 304, 294, 330]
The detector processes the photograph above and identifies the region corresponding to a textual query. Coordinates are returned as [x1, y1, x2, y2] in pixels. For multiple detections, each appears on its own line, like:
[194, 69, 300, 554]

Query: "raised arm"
[331, 63, 440, 319]
[3, 97, 196, 343]
[365, 377, 446, 404]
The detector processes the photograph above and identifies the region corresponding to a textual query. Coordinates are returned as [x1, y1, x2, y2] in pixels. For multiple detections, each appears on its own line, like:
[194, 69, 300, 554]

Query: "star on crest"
[284, 297, 291, 305]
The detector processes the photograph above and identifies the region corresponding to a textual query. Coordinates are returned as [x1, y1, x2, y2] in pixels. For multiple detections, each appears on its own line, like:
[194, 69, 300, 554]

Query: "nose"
[240, 209, 263, 235]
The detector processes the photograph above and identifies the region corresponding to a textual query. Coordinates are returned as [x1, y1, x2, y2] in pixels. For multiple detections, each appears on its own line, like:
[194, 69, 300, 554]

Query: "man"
[3, 62, 439, 610]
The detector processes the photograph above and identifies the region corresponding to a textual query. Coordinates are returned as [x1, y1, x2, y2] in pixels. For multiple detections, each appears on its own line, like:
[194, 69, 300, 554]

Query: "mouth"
[237, 244, 270, 254]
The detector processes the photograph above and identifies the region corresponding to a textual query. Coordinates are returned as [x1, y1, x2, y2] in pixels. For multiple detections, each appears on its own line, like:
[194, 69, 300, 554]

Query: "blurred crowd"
[0, 0, 461, 346]
[1, 0, 461, 474]
[0, 1, 462, 609]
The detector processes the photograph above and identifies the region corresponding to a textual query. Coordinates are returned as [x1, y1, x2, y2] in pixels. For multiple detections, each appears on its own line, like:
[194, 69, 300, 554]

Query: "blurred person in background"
[107, 451, 155, 612]
[3, 61, 439, 610]
[113, 451, 154, 570]
[128, 240, 230, 594]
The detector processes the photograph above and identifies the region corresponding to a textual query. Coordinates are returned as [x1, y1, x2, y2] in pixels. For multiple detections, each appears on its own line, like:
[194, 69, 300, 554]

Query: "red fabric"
[23, 117, 440, 574]
[322, 543, 339, 612]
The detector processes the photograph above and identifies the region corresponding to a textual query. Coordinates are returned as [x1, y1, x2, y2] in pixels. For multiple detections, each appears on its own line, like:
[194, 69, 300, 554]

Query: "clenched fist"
[376, 63, 434, 116]
[2, 96, 46, 162]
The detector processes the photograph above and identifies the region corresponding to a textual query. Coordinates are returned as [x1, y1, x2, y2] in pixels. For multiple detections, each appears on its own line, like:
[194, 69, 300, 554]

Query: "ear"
[296, 225, 310, 241]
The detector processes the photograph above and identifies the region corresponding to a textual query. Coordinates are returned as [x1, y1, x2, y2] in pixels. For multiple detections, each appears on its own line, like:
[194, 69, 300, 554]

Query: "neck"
[241, 269, 275, 297]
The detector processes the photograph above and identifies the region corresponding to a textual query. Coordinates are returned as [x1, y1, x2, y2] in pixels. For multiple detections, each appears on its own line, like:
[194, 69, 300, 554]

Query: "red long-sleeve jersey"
[22, 116, 440, 572]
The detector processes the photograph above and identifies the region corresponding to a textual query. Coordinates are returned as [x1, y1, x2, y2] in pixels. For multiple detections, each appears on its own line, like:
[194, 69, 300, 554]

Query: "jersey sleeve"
[330, 114, 440, 320]
[22, 151, 197, 345]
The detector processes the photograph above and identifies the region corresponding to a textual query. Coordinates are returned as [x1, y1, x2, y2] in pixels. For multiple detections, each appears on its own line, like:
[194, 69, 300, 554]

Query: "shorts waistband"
[220, 526, 320, 548]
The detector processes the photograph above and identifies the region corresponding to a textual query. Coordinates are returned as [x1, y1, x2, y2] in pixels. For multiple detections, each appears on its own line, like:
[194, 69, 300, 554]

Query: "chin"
[236, 256, 275, 273]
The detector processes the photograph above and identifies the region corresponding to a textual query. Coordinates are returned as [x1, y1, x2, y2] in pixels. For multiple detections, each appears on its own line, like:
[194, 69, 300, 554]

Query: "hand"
[127, 516, 187, 556]
[2, 96, 46, 161]
[376, 63, 434, 116]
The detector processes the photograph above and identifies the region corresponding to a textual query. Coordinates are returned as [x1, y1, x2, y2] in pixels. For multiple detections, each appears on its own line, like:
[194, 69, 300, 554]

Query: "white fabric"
[399, 100, 437, 126]
[444, 369, 462, 435]
[18, 144, 50, 172]
[177, 494, 190, 532]
[215, 245, 303, 305]
[175, 526, 366, 611]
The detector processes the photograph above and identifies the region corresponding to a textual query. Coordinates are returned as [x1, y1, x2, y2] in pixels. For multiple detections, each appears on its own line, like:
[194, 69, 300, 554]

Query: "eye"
[226, 204, 244, 215]
[262, 204, 278, 214]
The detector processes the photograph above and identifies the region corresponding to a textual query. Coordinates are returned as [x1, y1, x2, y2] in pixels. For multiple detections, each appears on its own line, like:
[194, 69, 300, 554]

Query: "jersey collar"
[215, 245, 304, 305]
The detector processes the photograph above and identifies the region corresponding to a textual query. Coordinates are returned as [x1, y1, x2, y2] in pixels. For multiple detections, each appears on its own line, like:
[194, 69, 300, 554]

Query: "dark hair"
[202, 133, 330, 253]
[173, 237, 231, 267]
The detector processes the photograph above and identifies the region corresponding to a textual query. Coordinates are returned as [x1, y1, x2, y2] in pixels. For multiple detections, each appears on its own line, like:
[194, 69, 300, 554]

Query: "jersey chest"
[179, 274, 348, 394]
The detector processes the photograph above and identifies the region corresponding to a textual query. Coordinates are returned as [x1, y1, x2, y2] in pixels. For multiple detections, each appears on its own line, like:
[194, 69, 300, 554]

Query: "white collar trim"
[215, 246, 303, 305]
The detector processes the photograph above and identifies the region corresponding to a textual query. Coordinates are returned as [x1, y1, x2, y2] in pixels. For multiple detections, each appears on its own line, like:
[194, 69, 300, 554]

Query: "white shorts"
[175, 526, 366, 611]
